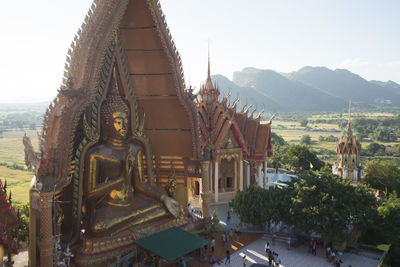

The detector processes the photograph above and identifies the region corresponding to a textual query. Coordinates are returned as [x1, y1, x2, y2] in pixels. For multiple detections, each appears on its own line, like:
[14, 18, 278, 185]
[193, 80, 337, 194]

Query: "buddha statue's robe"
[84, 142, 168, 236]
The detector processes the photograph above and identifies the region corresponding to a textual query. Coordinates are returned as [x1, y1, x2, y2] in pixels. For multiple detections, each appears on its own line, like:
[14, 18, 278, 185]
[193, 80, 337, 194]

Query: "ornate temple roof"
[337, 120, 361, 155]
[197, 59, 272, 161]
[34, 0, 200, 191]
[0, 179, 19, 255]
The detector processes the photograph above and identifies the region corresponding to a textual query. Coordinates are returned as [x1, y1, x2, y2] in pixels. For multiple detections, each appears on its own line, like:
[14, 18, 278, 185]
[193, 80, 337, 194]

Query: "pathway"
[214, 237, 379, 267]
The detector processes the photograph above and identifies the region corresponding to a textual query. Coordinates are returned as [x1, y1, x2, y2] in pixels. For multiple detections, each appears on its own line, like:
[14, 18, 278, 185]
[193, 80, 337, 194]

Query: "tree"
[377, 192, 400, 266]
[271, 132, 286, 147]
[300, 119, 308, 127]
[230, 186, 270, 226]
[267, 133, 288, 171]
[362, 142, 386, 156]
[370, 127, 397, 142]
[230, 185, 284, 227]
[10, 202, 29, 242]
[282, 144, 324, 171]
[365, 161, 400, 195]
[300, 134, 312, 145]
[279, 173, 376, 244]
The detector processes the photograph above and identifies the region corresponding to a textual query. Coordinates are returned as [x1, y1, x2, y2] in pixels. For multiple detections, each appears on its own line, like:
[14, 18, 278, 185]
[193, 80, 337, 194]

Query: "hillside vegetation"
[214, 66, 400, 113]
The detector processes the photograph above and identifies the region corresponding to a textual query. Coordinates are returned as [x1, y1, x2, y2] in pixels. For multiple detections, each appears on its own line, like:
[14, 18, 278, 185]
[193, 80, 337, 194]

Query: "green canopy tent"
[135, 226, 209, 262]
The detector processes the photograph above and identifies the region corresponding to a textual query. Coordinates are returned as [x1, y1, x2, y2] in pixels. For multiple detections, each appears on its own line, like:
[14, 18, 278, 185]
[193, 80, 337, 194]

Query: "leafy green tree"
[370, 127, 397, 142]
[362, 142, 386, 156]
[377, 192, 400, 266]
[300, 119, 308, 127]
[280, 173, 376, 244]
[271, 132, 286, 147]
[365, 161, 400, 195]
[300, 134, 312, 145]
[230, 186, 270, 226]
[282, 144, 323, 171]
[267, 133, 288, 171]
[10, 202, 29, 242]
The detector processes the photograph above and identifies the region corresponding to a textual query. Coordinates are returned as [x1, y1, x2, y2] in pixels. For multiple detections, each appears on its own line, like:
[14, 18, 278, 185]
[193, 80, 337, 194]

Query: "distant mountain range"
[212, 66, 400, 112]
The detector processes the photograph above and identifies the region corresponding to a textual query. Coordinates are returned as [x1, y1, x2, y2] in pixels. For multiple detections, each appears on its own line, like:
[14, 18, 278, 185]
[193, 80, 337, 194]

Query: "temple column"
[28, 188, 39, 267]
[234, 158, 238, 190]
[200, 161, 211, 219]
[214, 160, 219, 203]
[246, 162, 250, 187]
[38, 192, 53, 267]
[239, 160, 243, 191]
[209, 162, 213, 193]
[257, 162, 262, 187]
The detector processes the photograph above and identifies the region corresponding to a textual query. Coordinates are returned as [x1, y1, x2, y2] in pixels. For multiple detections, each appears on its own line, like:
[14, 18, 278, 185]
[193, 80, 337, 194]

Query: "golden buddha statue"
[84, 94, 183, 236]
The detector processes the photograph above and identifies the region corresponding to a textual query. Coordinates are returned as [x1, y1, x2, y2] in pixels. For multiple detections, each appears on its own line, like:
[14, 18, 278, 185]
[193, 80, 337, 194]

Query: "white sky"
[1, 0, 399, 102]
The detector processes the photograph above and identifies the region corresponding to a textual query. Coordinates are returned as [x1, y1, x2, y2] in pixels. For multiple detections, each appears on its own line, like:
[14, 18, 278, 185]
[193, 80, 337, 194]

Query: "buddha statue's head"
[101, 95, 130, 141]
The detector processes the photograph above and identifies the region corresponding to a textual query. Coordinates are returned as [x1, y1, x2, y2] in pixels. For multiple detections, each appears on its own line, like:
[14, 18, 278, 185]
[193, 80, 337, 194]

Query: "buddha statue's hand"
[125, 148, 135, 177]
[161, 194, 183, 218]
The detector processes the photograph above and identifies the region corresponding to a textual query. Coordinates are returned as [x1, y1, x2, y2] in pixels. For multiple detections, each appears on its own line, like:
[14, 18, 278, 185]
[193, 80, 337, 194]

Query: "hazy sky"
[1, 0, 399, 102]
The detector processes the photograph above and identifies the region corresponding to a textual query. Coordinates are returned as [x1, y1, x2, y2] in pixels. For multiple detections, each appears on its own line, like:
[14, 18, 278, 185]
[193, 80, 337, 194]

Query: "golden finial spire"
[348, 100, 352, 123]
[207, 41, 211, 79]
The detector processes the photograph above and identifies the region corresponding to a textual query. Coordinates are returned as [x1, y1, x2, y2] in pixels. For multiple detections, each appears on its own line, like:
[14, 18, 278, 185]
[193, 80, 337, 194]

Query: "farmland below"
[1, 103, 400, 203]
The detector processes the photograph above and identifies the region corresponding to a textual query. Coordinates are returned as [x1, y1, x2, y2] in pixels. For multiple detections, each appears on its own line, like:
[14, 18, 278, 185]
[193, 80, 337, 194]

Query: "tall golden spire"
[207, 43, 211, 79]
[205, 43, 213, 90]
[346, 100, 352, 133]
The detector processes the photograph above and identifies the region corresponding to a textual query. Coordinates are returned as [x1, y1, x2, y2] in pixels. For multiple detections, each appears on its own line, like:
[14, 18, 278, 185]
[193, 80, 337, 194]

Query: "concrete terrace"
[213, 237, 380, 267]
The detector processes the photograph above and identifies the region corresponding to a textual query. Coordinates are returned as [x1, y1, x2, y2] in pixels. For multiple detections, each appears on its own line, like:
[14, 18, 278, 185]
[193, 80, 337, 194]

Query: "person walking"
[211, 237, 215, 253]
[242, 255, 247, 267]
[225, 250, 230, 265]
[222, 232, 227, 248]
[325, 246, 331, 260]
[331, 251, 336, 263]
[274, 254, 281, 267]
[312, 240, 317, 255]
[227, 209, 231, 223]
[287, 237, 291, 250]
[209, 254, 215, 264]
[267, 251, 273, 266]
[265, 242, 271, 255]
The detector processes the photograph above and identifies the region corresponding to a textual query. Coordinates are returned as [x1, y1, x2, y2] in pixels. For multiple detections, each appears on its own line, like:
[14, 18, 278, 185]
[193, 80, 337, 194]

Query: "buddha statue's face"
[110, 111, 128, 139]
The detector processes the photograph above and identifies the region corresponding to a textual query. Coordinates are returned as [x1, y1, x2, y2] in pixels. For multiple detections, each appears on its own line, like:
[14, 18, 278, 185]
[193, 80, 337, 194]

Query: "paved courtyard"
[213, 237, 380, 267]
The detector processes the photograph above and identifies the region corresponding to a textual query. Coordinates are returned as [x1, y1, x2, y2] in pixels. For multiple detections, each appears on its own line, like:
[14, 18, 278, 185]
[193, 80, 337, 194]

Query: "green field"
[270, 112, 400, 165]
[0, 112, 399, 203]
[0, 166, 33, 204]
[0, 130, 38, 203]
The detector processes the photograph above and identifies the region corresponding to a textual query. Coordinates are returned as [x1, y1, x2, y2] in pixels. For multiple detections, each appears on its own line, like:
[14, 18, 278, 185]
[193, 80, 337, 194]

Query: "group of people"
[264, 242, 281, 267]
[204, 234, 233, 265]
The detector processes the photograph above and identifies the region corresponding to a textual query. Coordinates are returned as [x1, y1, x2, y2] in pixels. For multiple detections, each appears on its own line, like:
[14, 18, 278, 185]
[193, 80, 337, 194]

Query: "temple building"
[0, 179, 20, 265]
[23, 0, 272, 266]
[192, 58, 273, 206]
[333, 116, 364, 182]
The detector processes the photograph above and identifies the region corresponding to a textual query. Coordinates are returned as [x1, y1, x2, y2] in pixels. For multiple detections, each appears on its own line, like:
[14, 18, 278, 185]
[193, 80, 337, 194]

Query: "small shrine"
[333, 103, 364, 182]
[0, 179, 20, 265]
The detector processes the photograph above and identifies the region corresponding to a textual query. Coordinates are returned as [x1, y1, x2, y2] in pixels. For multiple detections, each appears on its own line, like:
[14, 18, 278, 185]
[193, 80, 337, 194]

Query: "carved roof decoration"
[337, 120, 361, 155]
[33, 0, 200, 192]
[197, 60, 272, 161]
